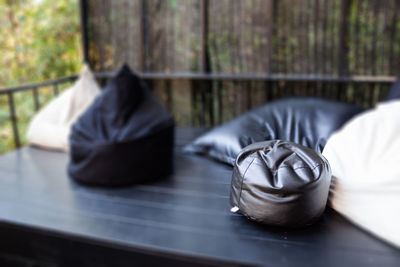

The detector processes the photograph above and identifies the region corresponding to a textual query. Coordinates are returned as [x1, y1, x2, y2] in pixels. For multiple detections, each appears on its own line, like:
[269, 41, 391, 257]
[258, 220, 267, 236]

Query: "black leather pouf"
[230, 140, 331, 227]
[68, 64, 174, 186]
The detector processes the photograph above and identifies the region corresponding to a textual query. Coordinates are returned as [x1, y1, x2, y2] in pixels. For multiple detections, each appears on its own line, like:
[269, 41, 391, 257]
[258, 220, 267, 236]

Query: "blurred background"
[1, 0, 400, 154]
[0, 0, 80, 153]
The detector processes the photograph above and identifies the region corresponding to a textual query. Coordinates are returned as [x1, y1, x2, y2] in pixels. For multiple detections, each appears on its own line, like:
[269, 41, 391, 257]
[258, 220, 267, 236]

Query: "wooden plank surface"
[0, 127, 399, 266]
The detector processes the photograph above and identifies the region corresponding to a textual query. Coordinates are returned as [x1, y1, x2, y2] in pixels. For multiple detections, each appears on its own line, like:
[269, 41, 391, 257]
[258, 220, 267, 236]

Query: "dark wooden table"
[0, 127, 399, 267]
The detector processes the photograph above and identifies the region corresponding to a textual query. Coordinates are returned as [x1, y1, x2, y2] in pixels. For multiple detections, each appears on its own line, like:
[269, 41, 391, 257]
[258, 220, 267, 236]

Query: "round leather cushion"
[230, 140, 331, 227]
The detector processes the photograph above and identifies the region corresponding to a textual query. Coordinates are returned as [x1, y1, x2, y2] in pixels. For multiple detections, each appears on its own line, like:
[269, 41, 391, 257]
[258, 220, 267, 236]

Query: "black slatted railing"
[0, 72, 395, 149]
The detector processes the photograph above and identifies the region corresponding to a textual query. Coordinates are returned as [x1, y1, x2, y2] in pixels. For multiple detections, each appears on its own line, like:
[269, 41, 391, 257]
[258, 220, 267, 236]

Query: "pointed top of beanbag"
[26, 65, 100, 151]
[98, 64, 144, 126]
[68, 64, 174, 186]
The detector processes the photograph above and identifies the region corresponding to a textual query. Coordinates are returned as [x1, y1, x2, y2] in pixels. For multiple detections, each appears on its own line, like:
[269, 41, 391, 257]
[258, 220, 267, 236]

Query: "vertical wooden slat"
[200, 0, 213, 126]
[200, 0, 210, 73]
[299, 0, 306, 73]
[330, 0, 337, 75]
[199, 0, 207, 126]
[353, 0, 361, 74]
[321, 0, 328, 74]
[291, 1, 300, 73]
[7, 92, 20, 148]
[371, 0, 379, 75]
[281, 0, 289, 73]
[338, 0, 351, 76]
[216, 80, 223, 124]
[304, 0, 310, 74]
[237, 1, 244, 73]
[246, 81, 252, 110]
[389, 0, 399, 75]
[377, 81, 388, 102]
[227, 2, 235, 73]
[79, 0, 89, 63]
[361, 0, 368, 75]
[368, 83, 375, 107]
[53, 84, 59, 96]
[364, 1, 372, 75]
[199, 81, 207, 126]
[99, 0, 109, 71]
[190, 79, 197, 126]
[191, 79, 203, 126]
[379, 0, 388, 75]
[270, 0, 278, 74]
[313, 0, 320, 74]
[32, 87, 40, 111]
[165, 79, 172, 112]
[139, 0, 149, 72]
[208, 1, 223, 123]
[264, 81, 272, 102]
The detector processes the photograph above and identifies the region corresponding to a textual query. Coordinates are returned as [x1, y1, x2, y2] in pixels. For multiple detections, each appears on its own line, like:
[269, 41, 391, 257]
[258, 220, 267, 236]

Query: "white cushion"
[323, 101, 400, 247]
[26, 65, 100, 151]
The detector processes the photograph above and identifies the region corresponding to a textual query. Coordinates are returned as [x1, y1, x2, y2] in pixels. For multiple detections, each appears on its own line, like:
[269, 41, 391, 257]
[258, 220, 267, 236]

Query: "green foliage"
[0, 0, 81, 154]
[169, 0, 177, 9]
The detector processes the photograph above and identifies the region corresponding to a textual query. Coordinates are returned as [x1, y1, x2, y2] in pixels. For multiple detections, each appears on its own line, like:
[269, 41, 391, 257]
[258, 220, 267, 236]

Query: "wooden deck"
[0, 127, 399, 266]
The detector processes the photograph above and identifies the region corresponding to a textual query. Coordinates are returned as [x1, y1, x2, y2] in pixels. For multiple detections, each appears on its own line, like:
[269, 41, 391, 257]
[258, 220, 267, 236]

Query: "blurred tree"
[0, 0, 81, 87]
[0, 0, 81, 154]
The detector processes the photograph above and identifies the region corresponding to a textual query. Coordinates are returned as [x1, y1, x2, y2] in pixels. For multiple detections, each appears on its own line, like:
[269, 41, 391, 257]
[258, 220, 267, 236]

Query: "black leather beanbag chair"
[230, 140, 331, 227]
[185, 97, 363, 166]
[68, 65, 174, 186]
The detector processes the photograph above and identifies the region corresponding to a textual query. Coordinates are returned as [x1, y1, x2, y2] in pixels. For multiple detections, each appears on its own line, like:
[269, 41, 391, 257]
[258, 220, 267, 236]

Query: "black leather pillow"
[184, 97, 363, 166]
[385, 77, 400, 101]
[230, 140, 331, 227]
[68, 65, 174, 186]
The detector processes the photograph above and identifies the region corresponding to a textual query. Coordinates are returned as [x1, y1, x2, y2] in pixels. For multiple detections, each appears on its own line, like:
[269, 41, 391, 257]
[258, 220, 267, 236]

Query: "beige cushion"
[323, 101, 400, 247]
[26, 65, 100, 151]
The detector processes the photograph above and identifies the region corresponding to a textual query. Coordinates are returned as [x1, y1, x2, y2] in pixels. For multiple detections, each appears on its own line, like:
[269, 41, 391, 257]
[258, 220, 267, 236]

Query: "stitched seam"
[277, 163, 324, 171]
[237, 157, 256, 208]
[252, 159, 324, 171]
[251, 159, 328, 189]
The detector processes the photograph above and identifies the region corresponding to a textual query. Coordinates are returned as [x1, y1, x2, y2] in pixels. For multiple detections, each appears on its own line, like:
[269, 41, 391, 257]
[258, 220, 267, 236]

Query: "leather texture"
[230, 140, 331, 227]
[185, 97, 363, 166]
[385, 77, 400, 101]
[323, 101, 400, 247]
[68, 64, 174, 186]
[26, 65, 100, 151]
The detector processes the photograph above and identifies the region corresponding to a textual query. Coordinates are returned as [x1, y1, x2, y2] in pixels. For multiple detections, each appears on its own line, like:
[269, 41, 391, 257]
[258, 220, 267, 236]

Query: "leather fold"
[230, 140, 331, 227]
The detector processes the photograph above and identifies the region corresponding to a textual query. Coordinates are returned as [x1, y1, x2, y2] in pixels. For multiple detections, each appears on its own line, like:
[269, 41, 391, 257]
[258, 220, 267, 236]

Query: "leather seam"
[252, 158, 324, 171]
[277, 163, 324, 171]
[237, 157, 256, 208]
